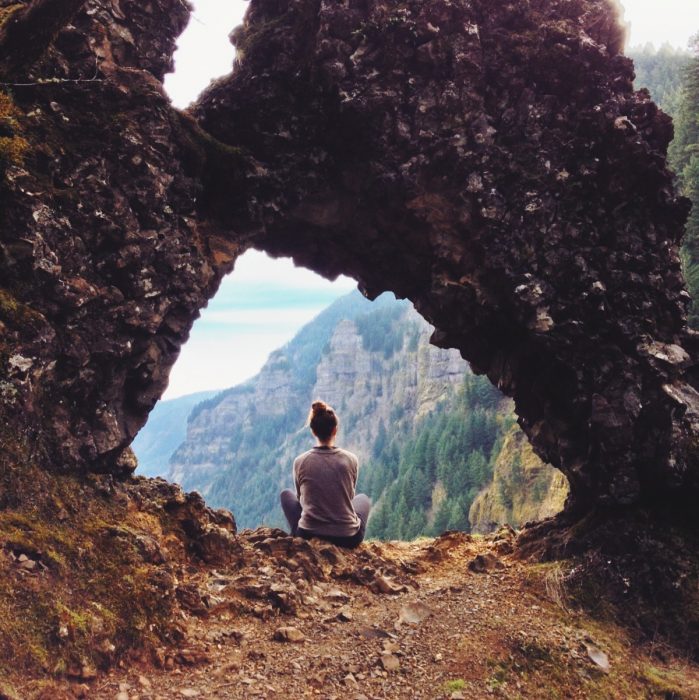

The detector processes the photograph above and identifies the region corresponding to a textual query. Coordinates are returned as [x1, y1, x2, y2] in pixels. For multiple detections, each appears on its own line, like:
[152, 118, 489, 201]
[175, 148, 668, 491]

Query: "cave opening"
[131, 249, 566, 537]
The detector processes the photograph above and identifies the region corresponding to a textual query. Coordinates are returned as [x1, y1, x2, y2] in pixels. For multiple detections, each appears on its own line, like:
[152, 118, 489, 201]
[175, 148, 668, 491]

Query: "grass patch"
[0, 430, 180, 679]
[641, 666, 686, 698]
[443, 678, 466, 692]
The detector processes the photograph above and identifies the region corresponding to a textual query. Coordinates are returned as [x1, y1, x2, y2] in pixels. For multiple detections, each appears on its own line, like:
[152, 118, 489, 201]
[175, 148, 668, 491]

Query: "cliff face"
[131, 390, 217, 478]
[168, 293, 467, 528]
[469, 425, 569, 534]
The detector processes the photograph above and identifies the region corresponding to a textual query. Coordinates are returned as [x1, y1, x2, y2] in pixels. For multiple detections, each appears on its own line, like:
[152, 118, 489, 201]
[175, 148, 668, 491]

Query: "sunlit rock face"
[0, 0, 696, 518]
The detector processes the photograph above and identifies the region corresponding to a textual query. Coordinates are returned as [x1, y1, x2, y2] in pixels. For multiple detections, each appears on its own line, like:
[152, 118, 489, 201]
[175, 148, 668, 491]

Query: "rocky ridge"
[13, 527, 699, 699]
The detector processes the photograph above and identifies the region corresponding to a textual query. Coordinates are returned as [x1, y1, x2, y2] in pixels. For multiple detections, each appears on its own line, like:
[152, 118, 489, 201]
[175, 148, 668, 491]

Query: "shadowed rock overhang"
[0, 0, 696, 520]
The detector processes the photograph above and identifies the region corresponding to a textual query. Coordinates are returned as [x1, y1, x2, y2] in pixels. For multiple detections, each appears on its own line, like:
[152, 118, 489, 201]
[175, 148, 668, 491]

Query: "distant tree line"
[630, 40, 699, 328]
[361, 374, 509, 540]
[664, 36, 699, 328]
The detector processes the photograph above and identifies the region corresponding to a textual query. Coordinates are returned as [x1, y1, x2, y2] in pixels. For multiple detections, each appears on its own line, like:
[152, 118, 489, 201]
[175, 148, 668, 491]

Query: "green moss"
[0, 434, 178, 680]
[443, 678, 466, 692]
[0, 289, 44, 327]
[641, 666, 685, 698]
[171, 110, 251, 225]
[0, 680, 21, 700]
[0, 90, 28, 166]
[231, 14, 287, 61]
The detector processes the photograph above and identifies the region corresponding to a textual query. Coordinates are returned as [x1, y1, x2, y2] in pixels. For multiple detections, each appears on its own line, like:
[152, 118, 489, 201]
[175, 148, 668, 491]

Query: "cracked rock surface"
[0, 0, 697, 518]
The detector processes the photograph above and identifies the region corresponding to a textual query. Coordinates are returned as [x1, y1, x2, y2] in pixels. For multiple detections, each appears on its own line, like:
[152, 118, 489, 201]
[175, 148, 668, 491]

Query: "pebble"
[343, 673, 358, 687]
[179, 690, 201, 698]
[273, 626, 305, 642]
[324, 588, 350, 603]
[398, 601, 432, 625]
[380, 652, 400, 672]
[371, 575, 406, 594]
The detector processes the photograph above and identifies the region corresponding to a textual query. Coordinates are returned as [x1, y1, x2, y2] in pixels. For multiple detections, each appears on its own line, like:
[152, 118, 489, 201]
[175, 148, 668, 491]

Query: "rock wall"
[193, 0, 699, 516]
[0, 0, 231, 471]
[0, 0, 697, 523]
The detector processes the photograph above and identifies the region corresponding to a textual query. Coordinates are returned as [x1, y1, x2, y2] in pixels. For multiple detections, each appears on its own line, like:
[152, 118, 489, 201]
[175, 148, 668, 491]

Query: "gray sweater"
[293, 446, 361, 537]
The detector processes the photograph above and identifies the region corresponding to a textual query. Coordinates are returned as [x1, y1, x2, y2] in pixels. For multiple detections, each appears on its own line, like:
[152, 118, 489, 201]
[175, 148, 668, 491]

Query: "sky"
[164, 251, 356, 398]
[161, 0, 699, 399]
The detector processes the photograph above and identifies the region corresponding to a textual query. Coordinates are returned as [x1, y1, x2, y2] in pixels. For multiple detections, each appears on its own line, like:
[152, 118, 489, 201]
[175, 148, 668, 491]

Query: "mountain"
[167, 291, 566, 534]
[168, 291, 466, 528]
[468, 425, 569, 534]
[132, 390, 217, 477]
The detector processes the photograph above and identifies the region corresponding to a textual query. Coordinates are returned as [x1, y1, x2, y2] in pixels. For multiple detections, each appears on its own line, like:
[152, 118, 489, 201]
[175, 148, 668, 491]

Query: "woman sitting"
[280, 400, 371, 548]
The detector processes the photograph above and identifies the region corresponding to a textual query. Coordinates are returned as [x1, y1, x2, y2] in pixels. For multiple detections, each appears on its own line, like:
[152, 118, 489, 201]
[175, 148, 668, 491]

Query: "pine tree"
[430, 496, 453, 536]
[673, 35, 699, 327]
[367, 502, 389, 539]
[404, 509, 427, 540]
[445, 498, 470, 532]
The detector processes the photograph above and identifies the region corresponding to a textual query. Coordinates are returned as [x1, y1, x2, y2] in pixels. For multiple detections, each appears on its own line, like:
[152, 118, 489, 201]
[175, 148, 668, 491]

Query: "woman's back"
[280, 399, 371, 548]
[294, 446, 360, 537]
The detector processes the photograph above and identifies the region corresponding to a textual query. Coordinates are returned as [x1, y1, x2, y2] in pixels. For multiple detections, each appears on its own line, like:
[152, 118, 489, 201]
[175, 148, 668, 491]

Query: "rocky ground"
[12, 528, 699, 699]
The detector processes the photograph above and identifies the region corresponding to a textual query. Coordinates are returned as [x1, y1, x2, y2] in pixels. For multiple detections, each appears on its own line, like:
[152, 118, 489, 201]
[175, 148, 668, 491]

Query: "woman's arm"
[293, 457, 301, 500]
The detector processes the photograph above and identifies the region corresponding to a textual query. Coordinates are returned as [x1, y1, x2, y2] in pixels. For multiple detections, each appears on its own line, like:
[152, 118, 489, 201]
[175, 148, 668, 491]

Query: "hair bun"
[308, 400, 338, 440]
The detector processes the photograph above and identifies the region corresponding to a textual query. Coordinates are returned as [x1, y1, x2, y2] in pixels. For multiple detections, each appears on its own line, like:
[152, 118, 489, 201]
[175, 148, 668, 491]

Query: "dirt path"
[32, 530, 699, 699]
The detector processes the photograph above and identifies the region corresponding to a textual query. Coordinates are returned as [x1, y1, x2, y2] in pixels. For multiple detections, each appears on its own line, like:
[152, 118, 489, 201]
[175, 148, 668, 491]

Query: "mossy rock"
[0, 4, 22, 31]
[0, 90, 28, 166]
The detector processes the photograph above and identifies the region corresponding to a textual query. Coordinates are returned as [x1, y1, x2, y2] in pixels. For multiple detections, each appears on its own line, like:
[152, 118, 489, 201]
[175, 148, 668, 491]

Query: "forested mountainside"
[628, 44, 691, 114]
[662, 40, 699, 328]
[132, 390, 217, 477]
[166, 291, 565, 534]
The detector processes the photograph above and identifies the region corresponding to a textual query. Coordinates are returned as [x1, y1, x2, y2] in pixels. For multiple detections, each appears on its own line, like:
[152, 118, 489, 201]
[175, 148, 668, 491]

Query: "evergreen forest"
[630, 40, 699, 327]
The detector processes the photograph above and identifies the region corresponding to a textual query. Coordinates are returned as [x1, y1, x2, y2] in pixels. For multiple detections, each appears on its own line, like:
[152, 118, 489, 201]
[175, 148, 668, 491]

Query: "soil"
[16, 529, 699, 699]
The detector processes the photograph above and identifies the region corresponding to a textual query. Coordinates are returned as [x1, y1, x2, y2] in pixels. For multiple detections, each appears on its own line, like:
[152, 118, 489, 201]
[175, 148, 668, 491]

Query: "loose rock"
[273, 626, 305, 643]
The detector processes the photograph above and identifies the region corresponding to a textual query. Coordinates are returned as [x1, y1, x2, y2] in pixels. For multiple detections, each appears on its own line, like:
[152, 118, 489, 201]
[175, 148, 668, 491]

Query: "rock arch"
[0, 0, 696, 522]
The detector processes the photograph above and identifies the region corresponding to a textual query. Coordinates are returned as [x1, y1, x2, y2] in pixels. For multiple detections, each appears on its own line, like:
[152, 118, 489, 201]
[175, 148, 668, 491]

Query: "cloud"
[200, 307, 336, 328]
[162, 250, 357, 398]
[620, 0, 699, 49]
[228, 250, 357, 290]
[164, 0, 247, 108]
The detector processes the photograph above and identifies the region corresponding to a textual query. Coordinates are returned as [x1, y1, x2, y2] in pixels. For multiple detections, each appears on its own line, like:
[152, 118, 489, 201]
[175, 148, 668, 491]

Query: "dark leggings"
[280, 489, 371, 548]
